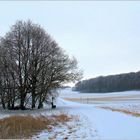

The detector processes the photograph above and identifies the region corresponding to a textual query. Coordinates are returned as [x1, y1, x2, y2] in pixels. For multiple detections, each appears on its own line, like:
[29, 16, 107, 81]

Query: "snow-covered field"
[1, 88, 140, 139]
[60, 88, 140, 104]
[59, 88, 140, 139]
[33, 99, 99, 140]
[35, 88, 140, 139]
[60, 88, 140, 98]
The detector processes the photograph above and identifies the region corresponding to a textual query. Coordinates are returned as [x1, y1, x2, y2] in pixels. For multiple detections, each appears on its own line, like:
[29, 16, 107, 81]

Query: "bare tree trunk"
[31, 77, 37, 109]
[20, 89, 26, 110]
[1, 98, 5, 109]
[11, 91, 15, 109]
[20, 97, 25, 110]
[38, 92, 44, 109]
[38, 101, 43, 109]
[38, 102, 43, 109]
[32, 92, 36, 109]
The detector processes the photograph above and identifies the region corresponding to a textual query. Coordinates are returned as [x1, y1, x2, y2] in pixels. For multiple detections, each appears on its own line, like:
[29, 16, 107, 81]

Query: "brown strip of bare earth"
[64, 94, 140, 103]
[64, 97, 140, 104]
[99, 106, 140, 117]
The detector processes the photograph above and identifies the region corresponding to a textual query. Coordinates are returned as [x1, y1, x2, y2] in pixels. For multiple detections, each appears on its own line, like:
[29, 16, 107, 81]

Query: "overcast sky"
[0, 1, 140, 80]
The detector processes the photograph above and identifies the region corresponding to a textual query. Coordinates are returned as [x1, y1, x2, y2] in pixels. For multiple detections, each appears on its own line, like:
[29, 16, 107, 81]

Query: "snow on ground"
[58, 88, 140, 139]
[33, 98, 99, 140]
[33, 97, 140, 140]
[99, 102, 140, 115]
[33, 112, 98, 140]
[60, 88, 140, 105]
[60, 88, 140, 99]
[0, 98, 99, 140]
[1, 88, 140, 139]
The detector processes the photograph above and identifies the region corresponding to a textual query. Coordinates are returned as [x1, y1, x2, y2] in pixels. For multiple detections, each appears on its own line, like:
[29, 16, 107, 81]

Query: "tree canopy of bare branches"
[0, 20, 82, 110]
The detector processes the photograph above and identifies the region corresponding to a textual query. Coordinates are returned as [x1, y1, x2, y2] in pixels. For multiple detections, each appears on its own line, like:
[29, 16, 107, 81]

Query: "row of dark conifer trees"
[74, 71, 140, 93]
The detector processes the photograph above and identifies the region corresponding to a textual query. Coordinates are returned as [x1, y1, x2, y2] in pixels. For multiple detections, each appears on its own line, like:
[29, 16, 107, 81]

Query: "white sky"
[0, 1, 140, 80]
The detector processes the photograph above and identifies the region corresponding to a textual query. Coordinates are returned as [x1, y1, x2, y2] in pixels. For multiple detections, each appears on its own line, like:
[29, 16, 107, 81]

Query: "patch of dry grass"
[0, 114, 73, 139]
[100, 106, 140, 117]
[53, 114, 72, 123]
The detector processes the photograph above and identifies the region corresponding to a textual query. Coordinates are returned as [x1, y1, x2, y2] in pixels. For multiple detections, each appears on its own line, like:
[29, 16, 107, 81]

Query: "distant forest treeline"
[74, 71, 140, 93]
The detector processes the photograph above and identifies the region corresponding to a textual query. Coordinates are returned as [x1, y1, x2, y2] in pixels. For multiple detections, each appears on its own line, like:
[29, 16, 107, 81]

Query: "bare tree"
[0, 20, 82, 110]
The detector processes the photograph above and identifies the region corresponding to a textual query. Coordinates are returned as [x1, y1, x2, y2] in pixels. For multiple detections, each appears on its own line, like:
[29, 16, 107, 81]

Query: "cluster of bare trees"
[0, 20, 82, 110]
[74, 72, 140, 93]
